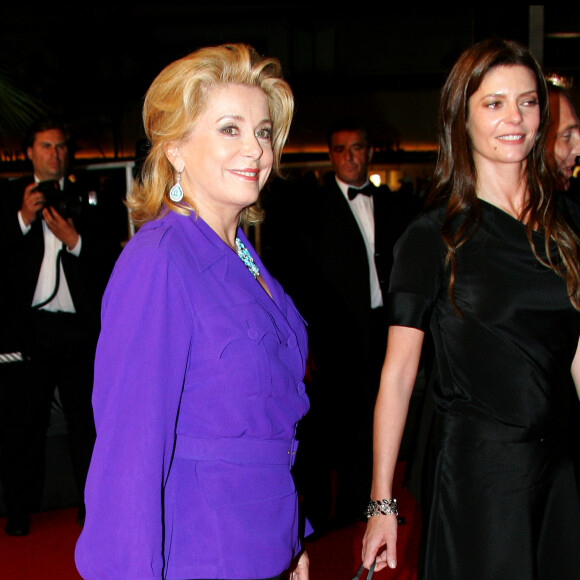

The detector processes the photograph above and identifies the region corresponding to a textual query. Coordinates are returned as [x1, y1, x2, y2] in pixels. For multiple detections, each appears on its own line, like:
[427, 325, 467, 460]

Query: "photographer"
[0, 117, 114, 536]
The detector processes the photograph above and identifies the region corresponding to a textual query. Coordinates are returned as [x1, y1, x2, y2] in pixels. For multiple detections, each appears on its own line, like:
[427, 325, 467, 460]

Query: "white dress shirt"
[18, 177, 81, 312]
[335, 176, 383, 309]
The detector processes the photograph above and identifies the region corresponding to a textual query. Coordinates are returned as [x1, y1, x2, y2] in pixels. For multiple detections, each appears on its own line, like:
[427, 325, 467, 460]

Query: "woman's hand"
[289, 550, 309, 579]
[361, 514, 398, 572]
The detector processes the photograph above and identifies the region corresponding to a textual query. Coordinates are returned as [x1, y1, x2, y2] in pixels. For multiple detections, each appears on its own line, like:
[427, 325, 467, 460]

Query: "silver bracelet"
[366, 498, 398, 517]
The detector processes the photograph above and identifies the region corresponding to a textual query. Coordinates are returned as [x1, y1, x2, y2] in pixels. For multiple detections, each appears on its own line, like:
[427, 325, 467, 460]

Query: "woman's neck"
[475, 160, 529, 220]
[189, 199, 240, 250]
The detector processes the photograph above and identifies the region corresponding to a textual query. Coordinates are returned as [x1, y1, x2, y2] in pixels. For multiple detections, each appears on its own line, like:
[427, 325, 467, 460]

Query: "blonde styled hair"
[128, 43, 294, 226]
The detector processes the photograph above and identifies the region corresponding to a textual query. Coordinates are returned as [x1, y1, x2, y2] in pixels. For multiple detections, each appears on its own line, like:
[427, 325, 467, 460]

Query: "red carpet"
[0, 462, 420, 579]
[0, 508, 82, 579]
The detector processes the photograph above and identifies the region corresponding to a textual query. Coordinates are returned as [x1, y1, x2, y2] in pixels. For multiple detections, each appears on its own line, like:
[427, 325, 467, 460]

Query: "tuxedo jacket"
[0, 175, 116, 353]
[297, 172, 418, 395]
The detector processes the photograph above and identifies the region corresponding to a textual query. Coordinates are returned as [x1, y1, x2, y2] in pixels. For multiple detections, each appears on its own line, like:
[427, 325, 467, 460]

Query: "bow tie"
[348, 184, 373, 200]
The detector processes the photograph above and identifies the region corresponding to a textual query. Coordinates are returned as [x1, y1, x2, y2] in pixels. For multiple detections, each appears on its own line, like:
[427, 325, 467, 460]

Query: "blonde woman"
[75, 44, 310, 580]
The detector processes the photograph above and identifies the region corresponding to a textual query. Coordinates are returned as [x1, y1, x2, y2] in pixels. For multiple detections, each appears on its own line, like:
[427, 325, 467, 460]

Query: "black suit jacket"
[0, 175, 117, 354]
[296, 172, 418, 404]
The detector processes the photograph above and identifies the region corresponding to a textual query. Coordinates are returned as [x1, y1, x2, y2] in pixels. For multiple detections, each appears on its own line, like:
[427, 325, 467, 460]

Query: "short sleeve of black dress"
[387, 207, 447, 332]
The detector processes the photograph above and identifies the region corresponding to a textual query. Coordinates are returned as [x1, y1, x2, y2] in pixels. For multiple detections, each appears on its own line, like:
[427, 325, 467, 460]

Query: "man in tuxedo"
[293, 119, 419, 533]
[0, 118, 116, 535]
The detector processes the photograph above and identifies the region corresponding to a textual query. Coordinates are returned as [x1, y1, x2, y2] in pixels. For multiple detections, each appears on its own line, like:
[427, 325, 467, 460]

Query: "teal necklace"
[235, 237, 260, 279]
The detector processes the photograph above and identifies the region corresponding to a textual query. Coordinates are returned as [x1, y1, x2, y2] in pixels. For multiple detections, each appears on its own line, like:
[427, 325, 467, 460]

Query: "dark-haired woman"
[362, 38, 580, 579]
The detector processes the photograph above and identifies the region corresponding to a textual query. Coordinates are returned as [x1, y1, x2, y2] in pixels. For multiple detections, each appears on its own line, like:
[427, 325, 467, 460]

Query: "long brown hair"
[427, 38, 580, 312]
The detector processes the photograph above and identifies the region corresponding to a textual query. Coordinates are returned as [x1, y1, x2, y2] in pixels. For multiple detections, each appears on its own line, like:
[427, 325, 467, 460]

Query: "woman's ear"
[164, 143, 185, 173]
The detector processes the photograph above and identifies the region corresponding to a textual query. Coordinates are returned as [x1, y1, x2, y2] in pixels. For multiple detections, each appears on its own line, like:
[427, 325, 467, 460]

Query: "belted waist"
[442, 413, 562, 443]
[174, 435, 299, 468]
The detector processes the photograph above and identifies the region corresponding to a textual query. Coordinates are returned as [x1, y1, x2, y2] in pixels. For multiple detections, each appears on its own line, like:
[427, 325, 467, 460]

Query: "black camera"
[35, 179, 83, 219]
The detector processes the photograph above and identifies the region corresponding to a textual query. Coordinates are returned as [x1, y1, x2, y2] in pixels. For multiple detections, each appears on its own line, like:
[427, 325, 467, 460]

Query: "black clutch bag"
[352, 560, 376, 580]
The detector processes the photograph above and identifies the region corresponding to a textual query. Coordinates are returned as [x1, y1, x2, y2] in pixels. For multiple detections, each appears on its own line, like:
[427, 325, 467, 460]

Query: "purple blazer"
[74, 210, 310, 579]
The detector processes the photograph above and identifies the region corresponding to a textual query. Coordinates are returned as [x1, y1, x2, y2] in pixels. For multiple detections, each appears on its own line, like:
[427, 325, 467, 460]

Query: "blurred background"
[1, 6, 578, 154]
[0, 4, 579, 239]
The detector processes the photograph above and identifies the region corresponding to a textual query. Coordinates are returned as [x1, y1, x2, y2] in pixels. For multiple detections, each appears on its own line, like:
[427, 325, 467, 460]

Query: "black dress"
[389, 200, 580, 579]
